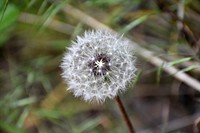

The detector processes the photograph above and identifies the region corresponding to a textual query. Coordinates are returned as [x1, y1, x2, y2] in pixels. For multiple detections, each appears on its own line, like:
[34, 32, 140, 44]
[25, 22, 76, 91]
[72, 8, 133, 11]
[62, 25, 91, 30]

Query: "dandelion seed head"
[61, 30, 137, 103]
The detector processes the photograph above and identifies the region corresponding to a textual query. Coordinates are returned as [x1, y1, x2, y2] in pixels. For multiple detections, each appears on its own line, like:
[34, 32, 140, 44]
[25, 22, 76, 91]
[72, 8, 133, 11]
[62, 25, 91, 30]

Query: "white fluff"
[61, 30, 137, 103]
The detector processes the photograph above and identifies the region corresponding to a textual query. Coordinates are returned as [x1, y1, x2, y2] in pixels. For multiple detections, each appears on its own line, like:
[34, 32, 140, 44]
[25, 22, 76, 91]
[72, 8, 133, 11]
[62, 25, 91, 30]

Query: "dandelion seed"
[61, 30, 137, 103]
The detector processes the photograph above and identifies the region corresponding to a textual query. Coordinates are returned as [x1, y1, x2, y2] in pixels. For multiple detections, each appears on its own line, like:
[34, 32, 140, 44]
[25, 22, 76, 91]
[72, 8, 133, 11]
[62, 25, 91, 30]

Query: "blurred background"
[1, 0, 200, 133]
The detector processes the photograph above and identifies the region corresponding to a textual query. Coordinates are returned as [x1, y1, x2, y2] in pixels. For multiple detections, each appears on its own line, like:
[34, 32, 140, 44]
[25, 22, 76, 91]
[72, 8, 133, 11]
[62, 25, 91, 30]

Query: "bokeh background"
[1, 0, 200, 133]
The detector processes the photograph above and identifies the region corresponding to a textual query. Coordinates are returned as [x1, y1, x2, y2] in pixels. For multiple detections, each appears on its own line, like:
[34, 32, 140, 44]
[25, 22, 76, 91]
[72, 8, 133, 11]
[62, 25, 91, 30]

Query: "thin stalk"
[115, 95, 135, 133]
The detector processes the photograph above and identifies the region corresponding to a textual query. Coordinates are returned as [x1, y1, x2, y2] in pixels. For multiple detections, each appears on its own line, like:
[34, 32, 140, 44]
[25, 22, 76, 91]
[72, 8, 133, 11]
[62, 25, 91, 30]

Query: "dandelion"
[61, 30, 137, 133]
[61, 30, 137, 103]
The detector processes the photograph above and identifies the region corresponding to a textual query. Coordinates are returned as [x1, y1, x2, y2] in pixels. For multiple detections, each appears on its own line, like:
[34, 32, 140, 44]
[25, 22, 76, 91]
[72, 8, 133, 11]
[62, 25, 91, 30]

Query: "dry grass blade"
[19, 12, 74, 35]
[62, 5, 112, 32]
[177, 0, 185, 31]
[62, 4, 200, 92]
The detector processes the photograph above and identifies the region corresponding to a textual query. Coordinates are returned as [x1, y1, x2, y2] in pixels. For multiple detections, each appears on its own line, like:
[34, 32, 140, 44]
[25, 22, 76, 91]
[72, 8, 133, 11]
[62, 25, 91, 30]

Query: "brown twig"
[115, 96, 135, 133]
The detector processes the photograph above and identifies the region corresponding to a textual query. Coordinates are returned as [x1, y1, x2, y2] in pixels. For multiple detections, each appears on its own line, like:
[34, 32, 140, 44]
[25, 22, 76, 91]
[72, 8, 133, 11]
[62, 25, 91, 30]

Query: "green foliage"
[0, 0, 9, 21]
[156, 63, 164, 84]
[129, 69, 142, 89]
[120, 15, 149, 33]
[37, 0, 68, 31]
[166, 57, 192, 67]
[85, 0, 124, 6]
[72, 117, 101, 133]
[0, 3, 19, 46]
[179, 65, 200, 73]
[0, 120, 26, 133]
[36, 108, 66, 119]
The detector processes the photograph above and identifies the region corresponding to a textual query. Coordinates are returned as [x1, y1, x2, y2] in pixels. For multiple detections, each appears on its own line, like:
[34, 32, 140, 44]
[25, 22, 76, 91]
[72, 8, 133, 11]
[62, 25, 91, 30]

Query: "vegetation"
[0, 0, 200, 133]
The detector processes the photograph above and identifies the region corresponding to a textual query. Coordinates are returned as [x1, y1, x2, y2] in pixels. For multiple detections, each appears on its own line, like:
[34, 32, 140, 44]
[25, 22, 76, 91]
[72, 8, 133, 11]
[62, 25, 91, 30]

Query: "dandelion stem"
[115, 95, 135, 133]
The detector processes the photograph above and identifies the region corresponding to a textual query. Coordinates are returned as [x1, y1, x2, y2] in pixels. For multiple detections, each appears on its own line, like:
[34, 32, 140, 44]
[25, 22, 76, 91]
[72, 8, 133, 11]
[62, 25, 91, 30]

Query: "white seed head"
[60, 30, 137, 103]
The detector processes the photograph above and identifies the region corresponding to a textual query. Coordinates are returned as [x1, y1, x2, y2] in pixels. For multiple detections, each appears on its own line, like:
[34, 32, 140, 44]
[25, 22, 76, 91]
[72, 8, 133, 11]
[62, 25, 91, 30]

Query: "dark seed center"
[88, 53, 111, 76]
